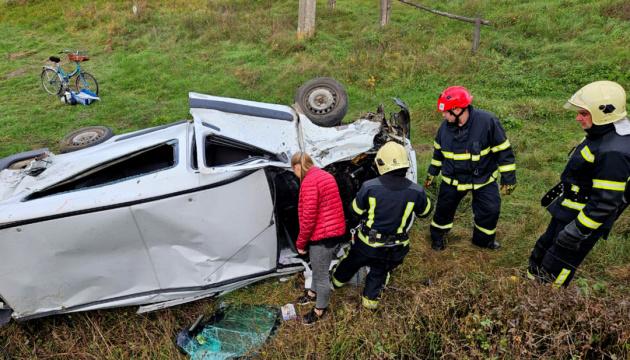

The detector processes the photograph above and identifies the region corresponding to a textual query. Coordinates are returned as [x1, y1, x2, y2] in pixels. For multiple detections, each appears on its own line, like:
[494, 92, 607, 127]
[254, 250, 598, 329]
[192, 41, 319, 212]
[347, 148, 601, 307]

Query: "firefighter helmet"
[564, 80, 627, 125]
[437, 86, 473, 112]
[375, 141, 410, 175]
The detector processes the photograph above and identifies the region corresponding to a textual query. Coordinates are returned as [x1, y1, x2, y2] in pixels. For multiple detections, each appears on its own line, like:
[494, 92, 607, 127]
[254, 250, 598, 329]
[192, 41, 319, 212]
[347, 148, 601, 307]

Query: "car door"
[130, 119, 290, 291]
[191, 116, 295, 174]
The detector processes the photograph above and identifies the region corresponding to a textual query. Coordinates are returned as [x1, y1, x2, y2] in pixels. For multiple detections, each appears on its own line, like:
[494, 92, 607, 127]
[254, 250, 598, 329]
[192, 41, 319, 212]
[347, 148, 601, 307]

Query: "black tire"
[41, 68, 63, 95]
[59, 126, 114, 153]
[295, 77, 348, 127]
[75, 72, 99, 96]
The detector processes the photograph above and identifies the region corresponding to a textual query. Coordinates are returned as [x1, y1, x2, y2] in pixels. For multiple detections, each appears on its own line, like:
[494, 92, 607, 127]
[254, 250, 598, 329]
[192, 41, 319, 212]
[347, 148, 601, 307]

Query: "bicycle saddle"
[49, 56, 60, 63]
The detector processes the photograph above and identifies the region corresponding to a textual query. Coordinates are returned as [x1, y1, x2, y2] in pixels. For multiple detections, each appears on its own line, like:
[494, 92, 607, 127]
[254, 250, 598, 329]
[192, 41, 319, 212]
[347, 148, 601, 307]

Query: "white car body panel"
[0, 92, 415, 321]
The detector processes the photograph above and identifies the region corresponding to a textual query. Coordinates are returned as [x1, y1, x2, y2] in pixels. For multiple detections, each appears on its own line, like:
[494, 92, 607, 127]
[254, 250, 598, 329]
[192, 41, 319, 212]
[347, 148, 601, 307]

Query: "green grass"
[1, 0, 629, 358]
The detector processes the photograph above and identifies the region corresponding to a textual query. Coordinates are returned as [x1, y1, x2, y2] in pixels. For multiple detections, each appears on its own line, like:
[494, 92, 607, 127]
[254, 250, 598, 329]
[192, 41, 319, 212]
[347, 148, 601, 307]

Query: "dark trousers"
[430, 182, 501, 247]
[528, 217, 602, 286]
[332, 241, 409, 300]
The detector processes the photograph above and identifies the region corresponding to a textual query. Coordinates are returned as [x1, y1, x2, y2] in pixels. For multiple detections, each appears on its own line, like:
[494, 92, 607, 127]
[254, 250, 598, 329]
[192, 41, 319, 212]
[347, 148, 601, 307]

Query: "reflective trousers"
[430, 182, 501, 247]
[528, 217, 603, 287]
[332, 240, 409, 302]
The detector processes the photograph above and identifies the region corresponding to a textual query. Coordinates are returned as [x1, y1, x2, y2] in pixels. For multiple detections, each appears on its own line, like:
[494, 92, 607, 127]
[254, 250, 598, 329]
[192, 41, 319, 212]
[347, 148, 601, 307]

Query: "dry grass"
[0, 0, 629, 358]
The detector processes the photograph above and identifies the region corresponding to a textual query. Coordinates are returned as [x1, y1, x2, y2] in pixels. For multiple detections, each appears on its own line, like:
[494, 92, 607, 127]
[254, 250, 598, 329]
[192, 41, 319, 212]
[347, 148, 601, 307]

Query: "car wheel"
[295, 77, 348, 127]
[59, 126, 114, 153]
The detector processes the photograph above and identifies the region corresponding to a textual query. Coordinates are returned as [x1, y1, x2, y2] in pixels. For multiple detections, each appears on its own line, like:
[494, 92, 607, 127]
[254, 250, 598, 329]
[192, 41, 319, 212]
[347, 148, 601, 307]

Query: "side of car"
[0, 81, 414, 322]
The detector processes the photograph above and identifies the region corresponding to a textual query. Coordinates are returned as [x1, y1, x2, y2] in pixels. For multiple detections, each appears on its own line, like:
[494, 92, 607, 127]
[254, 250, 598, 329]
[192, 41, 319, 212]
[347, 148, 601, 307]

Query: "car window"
[203, 135, 278, 167]
[25, 141, 177, 201]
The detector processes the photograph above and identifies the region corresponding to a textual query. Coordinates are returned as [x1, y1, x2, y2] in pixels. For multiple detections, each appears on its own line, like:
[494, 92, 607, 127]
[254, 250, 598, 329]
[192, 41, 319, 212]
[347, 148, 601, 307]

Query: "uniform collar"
[585, 123, 614, 139]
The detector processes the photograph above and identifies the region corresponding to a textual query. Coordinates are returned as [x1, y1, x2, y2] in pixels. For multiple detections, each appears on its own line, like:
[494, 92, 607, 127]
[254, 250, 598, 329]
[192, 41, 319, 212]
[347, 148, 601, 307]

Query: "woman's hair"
[291, 152, 314, 180]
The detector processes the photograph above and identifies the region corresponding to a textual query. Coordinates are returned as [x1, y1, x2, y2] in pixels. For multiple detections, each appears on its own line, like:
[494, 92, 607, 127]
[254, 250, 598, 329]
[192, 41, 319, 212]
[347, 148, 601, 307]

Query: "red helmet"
[437, 86, 473, 112]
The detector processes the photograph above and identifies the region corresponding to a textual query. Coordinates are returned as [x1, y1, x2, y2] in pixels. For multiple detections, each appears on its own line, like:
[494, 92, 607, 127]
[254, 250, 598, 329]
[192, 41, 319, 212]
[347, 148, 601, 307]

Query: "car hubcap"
[72, 131, 102, 145]
[307, 88, 336, 114]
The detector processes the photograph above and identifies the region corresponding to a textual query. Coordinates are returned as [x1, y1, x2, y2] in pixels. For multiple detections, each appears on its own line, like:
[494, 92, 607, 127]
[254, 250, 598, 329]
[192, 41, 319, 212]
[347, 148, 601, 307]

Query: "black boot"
[485, 241, 501, 250]
[302, 307, 327, 325]
[431, 238, 445, 251]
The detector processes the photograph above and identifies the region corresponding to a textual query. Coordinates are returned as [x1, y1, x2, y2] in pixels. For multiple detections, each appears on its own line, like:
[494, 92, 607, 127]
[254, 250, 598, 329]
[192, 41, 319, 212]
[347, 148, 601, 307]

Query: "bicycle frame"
[54, 61, 82, 84]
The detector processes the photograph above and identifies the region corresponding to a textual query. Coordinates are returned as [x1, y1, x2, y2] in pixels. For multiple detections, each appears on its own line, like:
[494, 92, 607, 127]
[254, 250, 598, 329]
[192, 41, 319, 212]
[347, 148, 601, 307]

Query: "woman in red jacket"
[291, 152, 346, 324]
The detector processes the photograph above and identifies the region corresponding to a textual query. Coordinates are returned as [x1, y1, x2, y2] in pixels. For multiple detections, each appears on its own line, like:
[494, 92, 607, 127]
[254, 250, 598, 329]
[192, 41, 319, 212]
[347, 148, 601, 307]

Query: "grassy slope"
[0, 0, 629, 358]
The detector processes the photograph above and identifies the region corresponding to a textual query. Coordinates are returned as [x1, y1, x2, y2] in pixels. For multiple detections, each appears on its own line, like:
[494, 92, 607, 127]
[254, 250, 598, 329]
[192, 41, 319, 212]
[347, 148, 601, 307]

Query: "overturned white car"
[0, 79, 415, 323]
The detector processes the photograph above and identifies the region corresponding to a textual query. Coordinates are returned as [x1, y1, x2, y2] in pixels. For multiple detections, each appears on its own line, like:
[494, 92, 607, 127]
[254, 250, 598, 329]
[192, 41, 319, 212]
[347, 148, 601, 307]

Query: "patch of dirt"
[601, 2, 630, 21]
[3, 68, 28, 80]
[607, 265, 630, 282]
[7, 50, 36, 60]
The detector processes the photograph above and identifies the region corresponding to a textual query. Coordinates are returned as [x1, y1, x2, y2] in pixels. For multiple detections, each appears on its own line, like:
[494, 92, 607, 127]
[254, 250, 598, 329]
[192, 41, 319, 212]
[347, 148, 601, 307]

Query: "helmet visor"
[563, 101, 586, 112]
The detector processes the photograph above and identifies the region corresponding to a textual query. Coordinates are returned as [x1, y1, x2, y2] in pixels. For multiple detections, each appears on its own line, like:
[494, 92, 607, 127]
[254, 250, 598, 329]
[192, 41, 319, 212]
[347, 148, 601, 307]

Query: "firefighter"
[425, 86, 516, 251]
[331, 141, 432, 310]
[528, 80, 629, 287]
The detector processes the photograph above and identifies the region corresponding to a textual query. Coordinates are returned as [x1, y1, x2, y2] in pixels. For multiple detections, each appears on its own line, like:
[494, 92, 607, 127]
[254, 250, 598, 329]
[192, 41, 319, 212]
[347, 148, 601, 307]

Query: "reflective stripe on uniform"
[366, 197, 376, 227]
[442, 151, 471, 160]
[577, 211, 602, 230]
[561, 199, 586, 211]
[331, 245, 352, 288]
[491, 140, 511, 152]
[471, 148, 491, 161]
[498, 163, 516, 172]
[431, 159, 442, 167]
[592, 179, 626, 191]
[433, 141, 441, 150]
[332, 275, 345, 288]
[570, 184, 580, 193]
[362, 296, 379, 309]
[441, 171, 498, 191]
[431, 220, 453, 230]
[357, 231, 410, 248]
[352, 198, 365, 215]
[553, 268, 571, 288]
[474, 223, 496, 235]
[441, 146, 494, 161]
[580, 146, 594, 163]
[420, 198, 432, 217]
[397, 202, 415, 234]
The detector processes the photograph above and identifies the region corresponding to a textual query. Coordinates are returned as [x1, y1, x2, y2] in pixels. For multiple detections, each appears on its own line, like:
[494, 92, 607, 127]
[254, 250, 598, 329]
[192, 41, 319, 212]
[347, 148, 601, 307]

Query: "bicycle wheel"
[40, 68, 63, 95]
[75, 72, 99, 96]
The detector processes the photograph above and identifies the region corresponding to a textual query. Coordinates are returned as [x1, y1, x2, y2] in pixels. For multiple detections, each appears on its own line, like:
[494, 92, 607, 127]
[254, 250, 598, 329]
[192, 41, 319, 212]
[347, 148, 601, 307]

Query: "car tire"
[295, 77, 348, 127]
[59, 126, 114, 153]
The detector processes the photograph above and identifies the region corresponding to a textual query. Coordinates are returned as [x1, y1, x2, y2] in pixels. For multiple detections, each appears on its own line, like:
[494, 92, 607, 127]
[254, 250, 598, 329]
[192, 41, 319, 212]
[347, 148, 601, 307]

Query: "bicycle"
[41, 50, 99, 96]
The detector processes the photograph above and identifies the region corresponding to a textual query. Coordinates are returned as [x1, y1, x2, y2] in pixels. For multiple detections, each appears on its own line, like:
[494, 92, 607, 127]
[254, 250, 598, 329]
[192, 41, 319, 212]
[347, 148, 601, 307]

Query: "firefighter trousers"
[430, 182, 501, 247]
[528, 217, 603, 287]
[332, 241, 409, 303]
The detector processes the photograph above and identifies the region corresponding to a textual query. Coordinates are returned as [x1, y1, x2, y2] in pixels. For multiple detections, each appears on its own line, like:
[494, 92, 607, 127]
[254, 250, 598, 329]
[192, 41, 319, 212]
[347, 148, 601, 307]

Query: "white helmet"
[564, 80, 627, 125]
[375, 141, 410, 175]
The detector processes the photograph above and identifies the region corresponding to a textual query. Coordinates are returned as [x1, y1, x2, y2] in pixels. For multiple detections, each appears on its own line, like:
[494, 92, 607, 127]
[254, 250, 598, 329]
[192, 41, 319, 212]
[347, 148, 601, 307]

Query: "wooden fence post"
[298, 0, 317, 40]
[380, 0, 392, 27]
[471, 17, 481, 54]
[328, 0, 336, 10]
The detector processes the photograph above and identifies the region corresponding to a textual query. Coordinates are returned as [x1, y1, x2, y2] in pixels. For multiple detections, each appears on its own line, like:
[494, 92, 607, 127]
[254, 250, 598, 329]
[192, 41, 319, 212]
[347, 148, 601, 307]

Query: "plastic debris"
[176, 304, 280, 360]
[280, 304, 297, 321]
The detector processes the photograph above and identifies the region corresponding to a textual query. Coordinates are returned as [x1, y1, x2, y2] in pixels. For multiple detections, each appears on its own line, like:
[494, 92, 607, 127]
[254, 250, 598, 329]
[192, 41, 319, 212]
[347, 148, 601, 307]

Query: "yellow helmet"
[564, 80, 627, 125]
[375, 141, 409, 175]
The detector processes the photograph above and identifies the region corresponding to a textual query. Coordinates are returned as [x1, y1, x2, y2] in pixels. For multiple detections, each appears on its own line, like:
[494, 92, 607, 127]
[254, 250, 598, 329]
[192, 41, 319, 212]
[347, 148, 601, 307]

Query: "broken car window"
[25, 142, 177, 201]
[203, 135, 279, 167]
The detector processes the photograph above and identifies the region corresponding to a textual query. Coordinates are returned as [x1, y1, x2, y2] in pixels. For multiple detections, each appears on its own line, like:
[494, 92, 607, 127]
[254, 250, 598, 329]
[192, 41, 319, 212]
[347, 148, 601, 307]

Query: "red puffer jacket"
[296, 167, 346, 251]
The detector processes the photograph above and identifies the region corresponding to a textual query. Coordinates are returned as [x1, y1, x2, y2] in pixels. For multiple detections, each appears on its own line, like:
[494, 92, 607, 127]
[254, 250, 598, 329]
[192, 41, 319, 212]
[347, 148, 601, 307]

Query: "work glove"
[555, 220, 589, 251]
[424, 174, 434, 189]
[500, 183, 516, 195]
